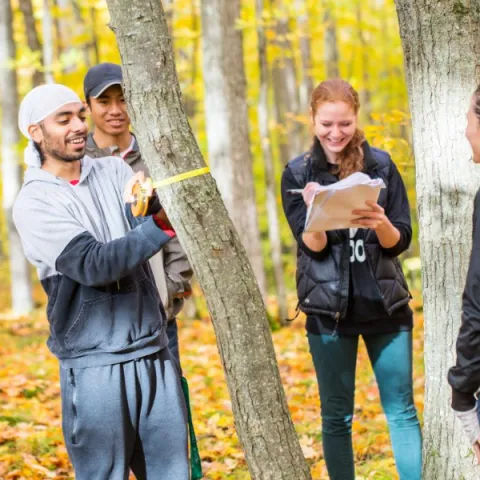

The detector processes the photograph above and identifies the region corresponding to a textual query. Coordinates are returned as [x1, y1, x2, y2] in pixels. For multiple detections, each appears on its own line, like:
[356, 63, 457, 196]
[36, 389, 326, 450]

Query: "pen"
[286, 189, 304, 195]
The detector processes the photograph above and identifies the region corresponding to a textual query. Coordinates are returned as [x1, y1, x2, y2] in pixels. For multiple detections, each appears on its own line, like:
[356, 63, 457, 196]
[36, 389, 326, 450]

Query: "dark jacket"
[86, 133, 193, 320]
[281, 141, 412, 325]
[449, 189, 480, 411]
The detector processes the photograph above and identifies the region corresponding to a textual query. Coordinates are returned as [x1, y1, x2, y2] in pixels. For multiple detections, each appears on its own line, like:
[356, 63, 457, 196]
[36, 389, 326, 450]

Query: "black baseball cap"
[84, 63, 123, 99]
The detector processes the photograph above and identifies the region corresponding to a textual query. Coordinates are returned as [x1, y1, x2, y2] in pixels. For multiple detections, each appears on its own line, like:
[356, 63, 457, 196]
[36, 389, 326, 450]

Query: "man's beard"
[42, 133, 86, 163]
[48, 148, 85, 163]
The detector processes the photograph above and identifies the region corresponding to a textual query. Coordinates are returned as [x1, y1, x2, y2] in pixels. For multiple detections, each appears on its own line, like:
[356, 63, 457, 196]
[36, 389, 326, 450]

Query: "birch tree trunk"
[0, 0, 34, 315]
[200, 0, 267, 299]
[395, 1, 480, 478]
[295, 0, 314, 113]
[256, 0, 288, 324]
[42, 0, 55, 83]
[105, 0, 311, 477]
[18, 0, 45, 87]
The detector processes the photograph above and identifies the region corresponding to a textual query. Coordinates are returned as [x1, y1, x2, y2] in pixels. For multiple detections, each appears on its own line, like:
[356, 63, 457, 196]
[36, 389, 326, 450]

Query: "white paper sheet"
[303, 172, 386, 232]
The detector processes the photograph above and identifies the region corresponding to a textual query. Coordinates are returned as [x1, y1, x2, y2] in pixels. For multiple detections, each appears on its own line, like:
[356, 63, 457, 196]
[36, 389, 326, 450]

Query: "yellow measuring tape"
[153, 166, 210, 188]
[131, 166, 210, 217]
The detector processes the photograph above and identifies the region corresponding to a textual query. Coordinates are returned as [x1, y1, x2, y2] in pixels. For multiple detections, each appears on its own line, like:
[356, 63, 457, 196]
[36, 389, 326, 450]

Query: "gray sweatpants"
[60, 348, 189, 480]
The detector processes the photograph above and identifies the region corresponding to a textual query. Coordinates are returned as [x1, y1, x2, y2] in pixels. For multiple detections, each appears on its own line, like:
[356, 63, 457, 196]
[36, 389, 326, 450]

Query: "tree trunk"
[356, 0, 371, 121]
[256, 0, 288, 324]
[295, 0, 314, 113]
[200, 0, 267, 299]
[394, 1, 480, 478]
[323, 1, 339, 78]
[72, 0, 92, 68]
[18, 0, 45, 87]
[42, 0, 55, 83]
[271, 1, 305, 165]
[89, 5, 99, 65]
[0, 0, 34, 315]
[105, 0, 311, 477]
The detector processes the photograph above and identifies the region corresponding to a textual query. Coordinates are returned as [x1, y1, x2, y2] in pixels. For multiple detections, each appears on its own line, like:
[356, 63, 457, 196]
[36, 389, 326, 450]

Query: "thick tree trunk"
[323, 2, 339, 78]
[395, 1, 480, 478]
[0, 0, 34, 315]
[200, 0, 267, 299]
[18, 0, 45, 87]
[256, 0, 288, 324]
[105, 0, 311, 478]
[42, 0, 55, 83]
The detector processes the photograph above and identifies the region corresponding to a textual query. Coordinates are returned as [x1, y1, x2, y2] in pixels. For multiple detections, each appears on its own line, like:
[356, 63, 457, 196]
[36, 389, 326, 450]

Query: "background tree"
[18, 0, 45, 87]
[200, 0, 267, 299]
[105, 0, 311, 477]
[323, 0, 340, 78]
[256, 0, 288, 323]
[0, 0, 33, 315]
[271, 0, 305, 165]
[42, 0, 55, 83]
[394, 0, 480, 478]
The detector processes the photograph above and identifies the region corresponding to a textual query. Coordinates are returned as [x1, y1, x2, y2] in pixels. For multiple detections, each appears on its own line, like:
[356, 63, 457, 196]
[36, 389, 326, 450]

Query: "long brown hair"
[310, 79, 365, 179]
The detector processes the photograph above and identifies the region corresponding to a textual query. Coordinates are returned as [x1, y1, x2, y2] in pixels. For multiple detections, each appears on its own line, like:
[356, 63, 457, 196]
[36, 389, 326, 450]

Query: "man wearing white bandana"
[13, 84, 189, 479]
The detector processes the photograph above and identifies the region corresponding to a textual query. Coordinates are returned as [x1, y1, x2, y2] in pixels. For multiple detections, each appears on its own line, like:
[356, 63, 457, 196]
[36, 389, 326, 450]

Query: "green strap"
[181, 377, 203, 480]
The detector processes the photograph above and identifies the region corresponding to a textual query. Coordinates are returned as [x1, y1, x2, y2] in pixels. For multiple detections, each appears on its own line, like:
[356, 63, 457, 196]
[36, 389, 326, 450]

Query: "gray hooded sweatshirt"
[13, 155, 173, 368]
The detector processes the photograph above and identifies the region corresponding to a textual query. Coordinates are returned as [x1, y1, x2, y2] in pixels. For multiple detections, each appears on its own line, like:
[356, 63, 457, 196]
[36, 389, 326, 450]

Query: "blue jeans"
[308, 330, 422, 480]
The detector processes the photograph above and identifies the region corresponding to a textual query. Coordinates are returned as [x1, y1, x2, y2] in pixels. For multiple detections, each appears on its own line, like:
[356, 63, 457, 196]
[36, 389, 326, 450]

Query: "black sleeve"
[56, 216, 173, 287]
[281, 167, 330, 260]
[381, 160, 412, 257]
[146, 192, 162, 216]
[448, 189, 480, 411]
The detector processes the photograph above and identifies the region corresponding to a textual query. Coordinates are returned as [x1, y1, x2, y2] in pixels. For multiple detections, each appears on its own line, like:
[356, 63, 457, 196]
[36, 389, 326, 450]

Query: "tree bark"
[356, 0, 371, 122]
[200, 0, 267, 299]
[0, 0, 34, 315]
[18, 0, 45, 87]
[323, 1, 340, 78]
[271, 1, 305, 165]
[71, 0, 92, 68]
[256, 0, 288, 324]
[89, 5, 99, 65]
[105, 0, 311, 478]
[42, 0, 55, 83]
[394, 1, 480, 478]
[295, 0, 314, 113]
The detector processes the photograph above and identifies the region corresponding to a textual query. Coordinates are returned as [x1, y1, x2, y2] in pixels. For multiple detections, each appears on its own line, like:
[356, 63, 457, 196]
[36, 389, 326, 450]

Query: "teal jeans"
[308, 330, 422, 480]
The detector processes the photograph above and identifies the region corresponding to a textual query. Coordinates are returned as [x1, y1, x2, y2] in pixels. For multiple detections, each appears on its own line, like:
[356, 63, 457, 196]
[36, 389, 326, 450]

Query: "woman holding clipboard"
[281, 78, 421, 479]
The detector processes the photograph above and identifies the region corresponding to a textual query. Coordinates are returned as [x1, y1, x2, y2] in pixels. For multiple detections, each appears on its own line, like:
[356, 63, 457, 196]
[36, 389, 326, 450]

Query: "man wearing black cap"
[84, 63, 193, 371]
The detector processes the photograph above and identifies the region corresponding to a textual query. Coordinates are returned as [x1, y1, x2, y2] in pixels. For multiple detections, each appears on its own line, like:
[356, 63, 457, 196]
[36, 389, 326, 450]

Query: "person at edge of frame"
[448, 83, 480, 464]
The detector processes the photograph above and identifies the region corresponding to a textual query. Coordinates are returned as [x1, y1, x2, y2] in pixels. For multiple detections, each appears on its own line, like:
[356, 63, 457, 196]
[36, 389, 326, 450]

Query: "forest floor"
[0, 285, 424, 479]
